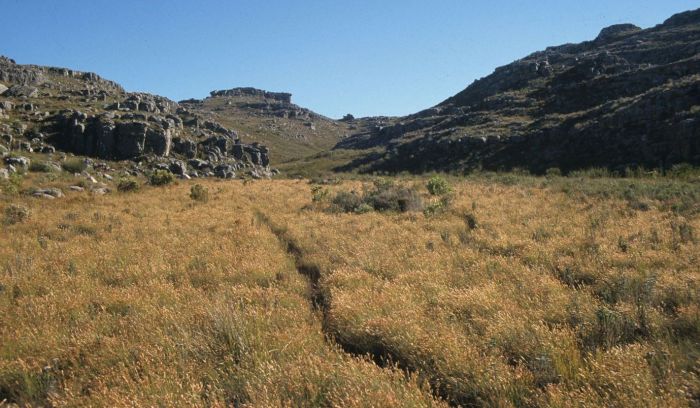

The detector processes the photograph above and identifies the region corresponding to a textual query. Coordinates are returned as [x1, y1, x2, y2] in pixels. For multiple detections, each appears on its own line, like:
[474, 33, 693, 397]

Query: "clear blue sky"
[0, 1, 697, 118]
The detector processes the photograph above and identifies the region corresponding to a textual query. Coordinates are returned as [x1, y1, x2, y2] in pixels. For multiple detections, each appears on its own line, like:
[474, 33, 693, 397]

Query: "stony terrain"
[337, 8, 700, 174]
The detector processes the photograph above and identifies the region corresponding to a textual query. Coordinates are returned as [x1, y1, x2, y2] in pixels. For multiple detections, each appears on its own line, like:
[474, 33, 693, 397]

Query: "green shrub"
[117, 177, 140, 192]
[0, 173, 23, 196]
[62, 158, 87, 174]
[426, 175, 452, 196]
[3, 204, 30, 225]
[190, 184, 209, 203]
[28, 161, 55, 173]
[149, 170, 174, 186]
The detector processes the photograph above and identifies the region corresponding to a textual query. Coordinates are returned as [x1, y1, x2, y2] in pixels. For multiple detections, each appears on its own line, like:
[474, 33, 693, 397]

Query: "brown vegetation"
[1, 173, 698, 406]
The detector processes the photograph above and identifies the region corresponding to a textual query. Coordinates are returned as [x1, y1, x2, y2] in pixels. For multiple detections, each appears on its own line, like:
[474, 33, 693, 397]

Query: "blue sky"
[0, 1, 697, 118]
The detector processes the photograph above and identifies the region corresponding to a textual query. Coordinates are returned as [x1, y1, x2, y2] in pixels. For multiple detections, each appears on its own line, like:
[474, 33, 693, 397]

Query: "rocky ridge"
[0, 56, 274, 181]
[336, 8, 700, 174]
[180, 87, 351, 164]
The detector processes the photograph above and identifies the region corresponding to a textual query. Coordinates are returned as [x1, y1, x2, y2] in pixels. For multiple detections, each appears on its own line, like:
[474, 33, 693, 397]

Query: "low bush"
[117, 177, 140, 193]
[364, 182, 423, 212]
[331, 191, 364, 212]
[149, 170, 174, 186]
[329, 181, 423, 214]
[3, 204, 30, 225]
[190, 184, 209, 203]
[62, 158, 87, 174]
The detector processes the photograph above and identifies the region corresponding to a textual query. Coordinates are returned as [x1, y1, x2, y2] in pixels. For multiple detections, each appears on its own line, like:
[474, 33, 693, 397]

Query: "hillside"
[1, 58, 333, 180]
[180, 88, 353, 164]
[336, 8, 700, 174]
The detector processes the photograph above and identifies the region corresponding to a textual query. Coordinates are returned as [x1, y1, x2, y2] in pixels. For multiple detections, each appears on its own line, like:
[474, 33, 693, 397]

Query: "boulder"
[0, 83, 7, 95]
[214, 164, 235, 179]
[32, 188, 64, 198]
[4, 156, 30, 169]
[169, 160, 187, 176]
[39, 145, 56, 154]
[5, 85, 39, 98]
[173, 137, 197, 158]
[187, 158, 210, 170]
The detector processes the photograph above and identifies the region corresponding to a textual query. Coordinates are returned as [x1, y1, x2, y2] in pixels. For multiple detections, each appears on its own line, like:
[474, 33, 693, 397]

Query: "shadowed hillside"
[336, 8, 700, 175]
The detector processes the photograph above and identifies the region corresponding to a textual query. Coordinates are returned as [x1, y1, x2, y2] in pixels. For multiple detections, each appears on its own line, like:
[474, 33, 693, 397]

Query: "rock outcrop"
[209, 87, 292, 103]
[0, 57, 274, 179]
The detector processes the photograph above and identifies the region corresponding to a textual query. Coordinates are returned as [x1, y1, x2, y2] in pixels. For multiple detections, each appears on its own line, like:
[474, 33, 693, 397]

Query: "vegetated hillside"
[1, 171, 698, 406]
[336, 8, 700, 174]
[180, 88, 355, 164]
[0, 56, 277, 181]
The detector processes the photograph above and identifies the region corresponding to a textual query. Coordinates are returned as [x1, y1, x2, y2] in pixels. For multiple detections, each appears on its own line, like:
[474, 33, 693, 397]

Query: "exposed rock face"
[209, 88, 292, 104]
[337, 8, 700, 174]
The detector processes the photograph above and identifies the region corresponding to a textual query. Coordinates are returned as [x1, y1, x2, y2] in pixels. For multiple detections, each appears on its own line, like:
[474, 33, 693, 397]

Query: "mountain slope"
[336, 8, 700, 174]
[180, 88, 352, 164]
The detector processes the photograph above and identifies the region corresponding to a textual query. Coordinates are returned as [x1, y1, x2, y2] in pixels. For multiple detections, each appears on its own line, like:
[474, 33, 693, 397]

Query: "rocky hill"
[180, 88, 353, 164]
[0, 57, 281, 180]
[336, 8, 700, 174]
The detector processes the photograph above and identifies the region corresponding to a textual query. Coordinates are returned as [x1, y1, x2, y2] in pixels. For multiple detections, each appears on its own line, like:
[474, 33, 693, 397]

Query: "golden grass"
[259, 178, 699, 407]
[1, 175, 698, 407]
[0, 178, 442, 407]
